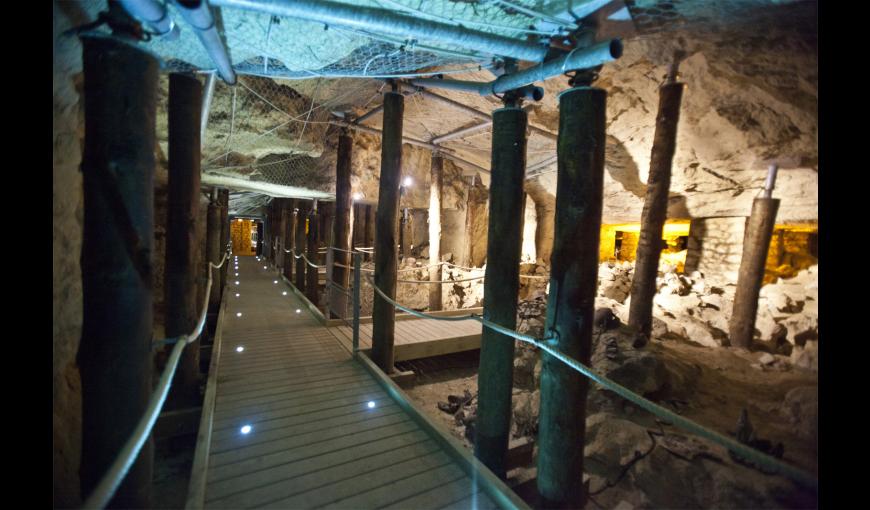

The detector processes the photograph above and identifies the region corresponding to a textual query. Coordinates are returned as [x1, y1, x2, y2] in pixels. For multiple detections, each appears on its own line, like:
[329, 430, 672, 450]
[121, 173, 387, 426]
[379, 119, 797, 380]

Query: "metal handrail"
[358, 272, 819, 491]
[81, 243, 232, 509]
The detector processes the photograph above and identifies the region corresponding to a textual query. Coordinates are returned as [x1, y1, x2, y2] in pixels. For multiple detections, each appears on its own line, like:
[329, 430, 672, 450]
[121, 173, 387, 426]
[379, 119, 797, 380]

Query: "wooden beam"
[332, 131, 353, 319]
[166, 72, 203, 410]
[537, 86, 607, 508]
[305, 200, 320, 305]
[628, 80, 685, 342]
[371, 91, 404, 373]
[476, 106, 528, 478]
[294, 201, 308, 291]
[429, 153, 444, 311]
[78, 36, 157, 508]
[730, 197, 780, 349]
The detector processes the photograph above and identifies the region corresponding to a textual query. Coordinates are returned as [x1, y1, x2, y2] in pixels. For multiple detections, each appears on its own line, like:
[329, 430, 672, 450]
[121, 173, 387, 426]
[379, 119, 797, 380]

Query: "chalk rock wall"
[528, 1, 817, 224]
[53, 3, 85, 506]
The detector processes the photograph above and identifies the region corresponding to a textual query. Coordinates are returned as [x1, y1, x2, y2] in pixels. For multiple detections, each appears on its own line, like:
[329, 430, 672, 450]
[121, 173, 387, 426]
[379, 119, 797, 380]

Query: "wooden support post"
[365, 204, 375, 248]
[463, 176, 476, 267]
[400, 207, 410, 259]
[256, 221, 263, 256]
[475, 105, 527, 478]
[333, 130, 354, 318]
[730, 195, 780, 349]
[429, 153, 443, 311]
[274, 198, 287, 271]
[628, 79, 685, 341]
[537, 86, 607, 508]
[371, 90, 404, 373]
[165, 73, 203, 410]
[218, 188, 229, 294]
[295, 202, 308, 291]
[206, 191, 221, 313]
[284, 199, 296, 281]
[77, 35, 157, 508]
[306, 200, 320, 304]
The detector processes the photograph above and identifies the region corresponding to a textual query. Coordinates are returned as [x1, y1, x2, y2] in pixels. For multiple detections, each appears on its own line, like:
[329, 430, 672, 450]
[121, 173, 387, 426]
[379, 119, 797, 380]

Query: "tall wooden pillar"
[306, 200, 320, 304]
[77, 36, 157, 508]
[333, 130, 354, 318]
[463, 176, 476, 267]
[371, 90, 404, 373]
[628, 76, 685, 342]
[218, 188, 229, 294]
[165, 73, 202, 410]
[283, 199, 296, 281]
[730, 166, 780, 349]
[429, 153, 443, 310]
[295, 202, 308, 291]
[206, 191, 221, 313]
[475, 105, 527, 477]
[537, 86, 607, 508]
[274, 198, 287, 271]
[365, 204, 375, 248]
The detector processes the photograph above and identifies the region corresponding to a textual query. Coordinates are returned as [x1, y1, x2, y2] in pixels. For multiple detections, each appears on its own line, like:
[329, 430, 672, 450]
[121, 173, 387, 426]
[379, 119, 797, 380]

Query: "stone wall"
[685, 217, 747, 284]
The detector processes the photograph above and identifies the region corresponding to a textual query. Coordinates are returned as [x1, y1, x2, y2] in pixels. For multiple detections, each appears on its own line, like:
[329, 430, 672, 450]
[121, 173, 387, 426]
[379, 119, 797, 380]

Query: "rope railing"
[81, 244, 232, 510]
[360, 273, 818, 491]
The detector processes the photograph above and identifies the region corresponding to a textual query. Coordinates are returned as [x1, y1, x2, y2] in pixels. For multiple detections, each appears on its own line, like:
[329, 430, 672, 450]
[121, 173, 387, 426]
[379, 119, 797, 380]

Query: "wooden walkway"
[189, 255, 521, 510]
[330, 316, 482, 361]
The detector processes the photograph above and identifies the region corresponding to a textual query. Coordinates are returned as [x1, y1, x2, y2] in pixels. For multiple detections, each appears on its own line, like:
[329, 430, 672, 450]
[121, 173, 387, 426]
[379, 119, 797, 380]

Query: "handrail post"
[353, 252, 362, 355]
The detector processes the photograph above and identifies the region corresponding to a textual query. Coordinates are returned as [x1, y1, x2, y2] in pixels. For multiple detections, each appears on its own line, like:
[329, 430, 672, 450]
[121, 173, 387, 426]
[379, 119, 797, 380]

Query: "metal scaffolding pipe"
[431, 120, 493, 144]
[412, 39, 622, 96]
[201, 173, 333, 200]
[174, 0, 237, 85]
[200, 71, 217, 148]
[210, 0, 549, 61]
[119, 0, 180, 39]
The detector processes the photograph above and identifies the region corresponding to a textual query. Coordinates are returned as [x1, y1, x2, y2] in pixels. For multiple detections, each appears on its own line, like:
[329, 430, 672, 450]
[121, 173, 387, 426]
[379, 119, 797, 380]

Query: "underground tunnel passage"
[54, 1, 819, 509]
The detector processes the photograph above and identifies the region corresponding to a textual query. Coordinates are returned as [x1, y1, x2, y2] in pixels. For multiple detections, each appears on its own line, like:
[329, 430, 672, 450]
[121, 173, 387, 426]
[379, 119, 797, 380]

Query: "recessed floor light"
[367, 401, 376, 409]
[235, 281, 239, 285]
[240, 425, 252, 434]
[295, 309, 301, 314]
[236, 346, 244, 352]
[236, 312, 242, 317]
[235, 293, 240, 297]
[282, 291, 287, 296]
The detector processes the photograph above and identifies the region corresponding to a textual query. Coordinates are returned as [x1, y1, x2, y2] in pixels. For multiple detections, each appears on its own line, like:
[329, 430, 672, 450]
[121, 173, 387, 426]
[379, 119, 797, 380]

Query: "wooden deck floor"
[329, 318, 482, 361]
[192, 255, 509, 510]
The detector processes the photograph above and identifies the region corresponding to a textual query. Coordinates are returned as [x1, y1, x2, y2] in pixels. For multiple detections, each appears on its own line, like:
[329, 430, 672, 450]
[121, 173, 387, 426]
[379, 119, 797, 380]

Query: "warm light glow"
[264, 266, 267, 269]
[352, 192, 364, 201]
[240, 425, 252, 434]
[402, 176, 413, 187]
[236, 346, 244, 352]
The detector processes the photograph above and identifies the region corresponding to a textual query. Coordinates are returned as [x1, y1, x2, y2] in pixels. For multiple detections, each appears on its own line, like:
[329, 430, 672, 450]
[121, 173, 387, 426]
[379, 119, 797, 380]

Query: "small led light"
[367, 401, 376, 409]
[236, 312, 242, 317]
[235, 293, 240, 297]
[236, 346, 244, 352]
[235, 272, 239, 276]
[403, 176, 413, 187]
[264, 266, 267, 269]
[282, 291, 287, 296]
[295, 309, 301, 314]
[240, 425, 252, 434]
[274, 280, 278, 284]
[235, 281, 239, 285]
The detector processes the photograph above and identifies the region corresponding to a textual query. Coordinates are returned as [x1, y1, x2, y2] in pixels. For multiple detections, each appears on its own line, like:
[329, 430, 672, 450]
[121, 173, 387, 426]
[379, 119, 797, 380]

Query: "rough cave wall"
[522, 1, 817, 282]
[521, 195, 537, 264]
[53, 3, 85, 505]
